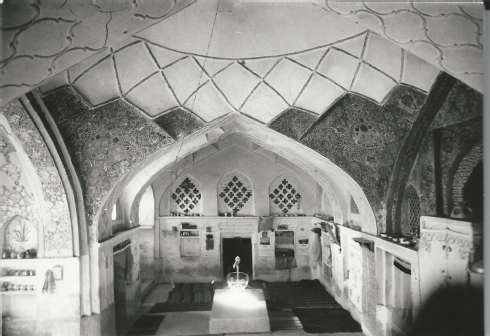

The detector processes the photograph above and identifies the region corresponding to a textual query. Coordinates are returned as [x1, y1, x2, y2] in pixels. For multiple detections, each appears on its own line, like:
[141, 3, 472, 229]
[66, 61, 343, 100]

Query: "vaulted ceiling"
[1, 0, 484, 234]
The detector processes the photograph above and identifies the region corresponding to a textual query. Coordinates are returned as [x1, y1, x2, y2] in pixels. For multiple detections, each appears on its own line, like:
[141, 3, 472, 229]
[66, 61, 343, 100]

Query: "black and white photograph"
[0, 0, 486, 335]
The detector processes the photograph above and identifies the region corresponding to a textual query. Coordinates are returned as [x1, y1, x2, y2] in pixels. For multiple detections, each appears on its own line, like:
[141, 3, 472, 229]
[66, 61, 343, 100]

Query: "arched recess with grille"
[170, 175, 203, 215]
[217, 170, 254, 216]
[401, 184, 421, 237]
[448, 142, 483, 220]
[268, 174, 303, 215]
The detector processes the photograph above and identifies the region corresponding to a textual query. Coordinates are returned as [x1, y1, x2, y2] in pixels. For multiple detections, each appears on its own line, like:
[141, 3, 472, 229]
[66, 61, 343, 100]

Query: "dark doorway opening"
[222, 237, 253, 279]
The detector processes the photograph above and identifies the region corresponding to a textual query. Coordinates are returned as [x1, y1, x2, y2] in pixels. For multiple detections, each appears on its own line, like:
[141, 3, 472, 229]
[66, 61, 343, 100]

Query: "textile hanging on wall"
[42, 269, 56, 293]
[275, 248, 297, 270]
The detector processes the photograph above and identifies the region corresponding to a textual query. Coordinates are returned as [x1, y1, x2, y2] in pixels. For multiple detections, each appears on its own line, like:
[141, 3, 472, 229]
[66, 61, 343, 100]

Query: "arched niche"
[170, 174, 203, 215]
[217, 170, 254, 216]
[104, 114, 376, 240]
[1, 215, 38, 256]
[448, 142, 483, 219]
[268, 174, 302, 215]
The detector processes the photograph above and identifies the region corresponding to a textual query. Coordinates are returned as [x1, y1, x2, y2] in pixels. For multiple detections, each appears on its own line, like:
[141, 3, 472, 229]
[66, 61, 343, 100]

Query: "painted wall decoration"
[4, 215, 37, 254]
[300, 86, 427, 230]
[217, 170, 254, 215]
[55, 98, 174, 241]
[406, 80, 483, 224]
[2, 100, 73, 257]
[436, 119, 482, 216]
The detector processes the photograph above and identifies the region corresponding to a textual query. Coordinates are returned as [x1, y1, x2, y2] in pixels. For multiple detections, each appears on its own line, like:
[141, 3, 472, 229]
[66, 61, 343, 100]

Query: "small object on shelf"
[10, 251, 17, 259]
[14, 270, 20, 277]
[30, 284, 35, 291]
[2, 250, 10, 259]
[380, 233, 388, 238]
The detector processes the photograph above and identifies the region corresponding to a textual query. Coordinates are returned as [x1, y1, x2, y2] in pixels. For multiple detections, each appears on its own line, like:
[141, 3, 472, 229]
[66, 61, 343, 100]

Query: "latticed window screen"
[171, 177, 202, 214]
[269, 178, 301, 214]
[350, 196, 360, 214]
[218, 175, 253, 214]
[408, 188, 420, 237]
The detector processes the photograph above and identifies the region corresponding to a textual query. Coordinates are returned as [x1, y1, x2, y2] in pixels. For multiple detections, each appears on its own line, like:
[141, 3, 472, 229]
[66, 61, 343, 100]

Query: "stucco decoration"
[38, 28, 439, 125]
[1, 0, 196, 105]
[217, 170, 254, 216]
[55, 98, 174, 238]
[154, 108, 206, 140]
[451, 143, 482, 209]
[323, 1, 484, 93]
[437, 119, 482, 216]
[42, 86, 91, 124]
[268, 108, 317, 141]
[300, 85, 427, 229]
[4, 215, 37, 254]
[0, 130, 41, 236]
[170, 175, 202, 215]
[269, 175, 302, 215]
[2, 100, 73, 257]
[405, 79, 483, 225]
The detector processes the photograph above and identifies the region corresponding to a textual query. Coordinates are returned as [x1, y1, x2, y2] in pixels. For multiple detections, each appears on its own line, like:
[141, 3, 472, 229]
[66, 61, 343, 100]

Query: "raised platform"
[209, 289, 271, 334]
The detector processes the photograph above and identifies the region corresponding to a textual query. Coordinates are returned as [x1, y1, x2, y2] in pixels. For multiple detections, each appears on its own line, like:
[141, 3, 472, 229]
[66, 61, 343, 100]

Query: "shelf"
[0, 276, 36, 281]
[179, 236, 200, 239]
[1, 291, 36, 295]
[0, 259, 38, 266]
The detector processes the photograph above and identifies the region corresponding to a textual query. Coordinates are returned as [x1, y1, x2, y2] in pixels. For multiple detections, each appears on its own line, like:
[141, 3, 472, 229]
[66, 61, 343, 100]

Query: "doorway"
[222, 237, 253, 279]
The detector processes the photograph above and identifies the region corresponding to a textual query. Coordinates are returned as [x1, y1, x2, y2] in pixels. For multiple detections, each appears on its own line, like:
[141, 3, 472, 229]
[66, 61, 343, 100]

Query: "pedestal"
[209, 289, 270, 334]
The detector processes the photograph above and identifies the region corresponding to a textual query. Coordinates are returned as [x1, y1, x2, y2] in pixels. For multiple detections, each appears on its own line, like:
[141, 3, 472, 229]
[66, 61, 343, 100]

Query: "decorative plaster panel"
[300, 87, 427, 229]
[54, 98, 173, 239]
[2, 100, 73, 256]
[323, 1, 484, 93]
[1, 0, 196, 105]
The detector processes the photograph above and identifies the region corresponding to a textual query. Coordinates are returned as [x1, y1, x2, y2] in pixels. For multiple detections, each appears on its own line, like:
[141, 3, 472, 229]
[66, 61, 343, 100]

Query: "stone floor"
[122, 284, 366, 336]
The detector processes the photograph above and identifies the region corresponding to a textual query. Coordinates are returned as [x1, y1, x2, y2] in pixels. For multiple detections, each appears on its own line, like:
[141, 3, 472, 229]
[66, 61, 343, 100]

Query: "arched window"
[268, 175, 302, 215]
[170, 175, 202, 215]
[401, 185, 420, 237]
[139, 185, 155, 226]
[217, 170, 254, 216]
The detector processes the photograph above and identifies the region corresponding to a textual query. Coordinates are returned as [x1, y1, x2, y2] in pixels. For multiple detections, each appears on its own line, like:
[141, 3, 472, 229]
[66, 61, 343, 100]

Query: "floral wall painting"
[3, 215, 37, 254]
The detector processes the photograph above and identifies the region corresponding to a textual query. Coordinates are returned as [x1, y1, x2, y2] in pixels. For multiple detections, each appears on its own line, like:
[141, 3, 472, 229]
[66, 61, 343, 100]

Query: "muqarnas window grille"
[171, 176, 202, 214]
[269, 178, 301, 214]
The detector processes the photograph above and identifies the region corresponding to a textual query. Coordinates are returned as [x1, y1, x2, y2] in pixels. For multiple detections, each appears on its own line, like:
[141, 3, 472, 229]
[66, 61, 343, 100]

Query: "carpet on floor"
[148, 302, 213, 313]
[264, 287, 340, 309]
[126, 315, 165, 336]
[292, 308, 363, 334]
[167, 291, 214, 303]
[268, 310, 304, 332]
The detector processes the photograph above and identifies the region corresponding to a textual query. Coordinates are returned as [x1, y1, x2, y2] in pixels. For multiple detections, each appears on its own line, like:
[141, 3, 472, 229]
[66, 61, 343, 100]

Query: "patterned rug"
[292, 308, 363, 333]
[148, 302, 213, 313]
[167, 291, 214, 304]
[126, 315, 165, 335]
[264, 287, 340, 310]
